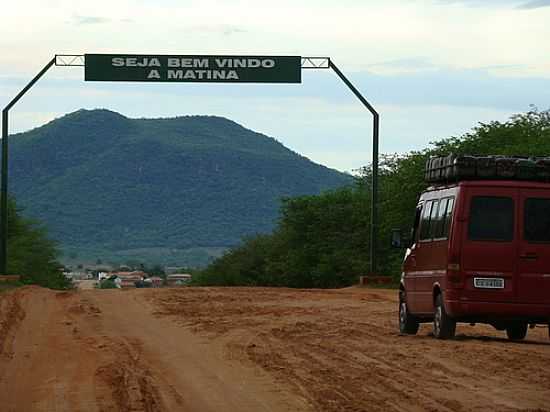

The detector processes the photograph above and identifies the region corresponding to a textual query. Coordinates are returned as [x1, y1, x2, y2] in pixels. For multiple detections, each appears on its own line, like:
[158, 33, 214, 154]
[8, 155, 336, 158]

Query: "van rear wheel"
[506, 322, 528, 341]
[399, 296, 419, 335]
[433, 294, 456, 339]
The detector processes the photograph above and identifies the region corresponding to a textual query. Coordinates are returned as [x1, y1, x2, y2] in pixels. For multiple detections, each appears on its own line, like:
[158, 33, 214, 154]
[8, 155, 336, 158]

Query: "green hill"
[8, 109, 352, 266]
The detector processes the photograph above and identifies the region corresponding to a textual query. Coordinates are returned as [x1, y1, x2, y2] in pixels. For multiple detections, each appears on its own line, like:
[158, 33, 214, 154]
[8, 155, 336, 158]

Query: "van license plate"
[474, 277, 504, 289]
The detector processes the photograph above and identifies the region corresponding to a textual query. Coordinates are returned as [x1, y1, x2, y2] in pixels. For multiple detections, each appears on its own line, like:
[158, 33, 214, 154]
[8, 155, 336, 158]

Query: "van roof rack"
[425, 154, 550, 183]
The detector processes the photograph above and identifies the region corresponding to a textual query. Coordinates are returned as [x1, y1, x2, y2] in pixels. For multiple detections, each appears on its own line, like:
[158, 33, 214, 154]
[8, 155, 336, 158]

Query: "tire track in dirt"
[1, 287, 308, 411]
[148, 287, 550, 412]
[1, 286, 548, 411]
[64, 292, 174, 411]
[84, 289, 309, 412]
[0, 288, 173, 411]
[94, 339, 167, 412]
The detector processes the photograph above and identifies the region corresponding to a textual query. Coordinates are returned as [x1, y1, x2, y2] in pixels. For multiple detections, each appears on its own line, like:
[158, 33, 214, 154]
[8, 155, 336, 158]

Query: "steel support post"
[0, 110, 8, 275]
[329, 60, 379, 275]
[0, 57, 56, 275]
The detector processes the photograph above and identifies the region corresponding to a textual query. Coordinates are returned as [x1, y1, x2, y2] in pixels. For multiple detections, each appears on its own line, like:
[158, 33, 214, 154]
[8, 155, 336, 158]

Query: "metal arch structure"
[1, 54, 379, 276]
[55, 55, 85, 66]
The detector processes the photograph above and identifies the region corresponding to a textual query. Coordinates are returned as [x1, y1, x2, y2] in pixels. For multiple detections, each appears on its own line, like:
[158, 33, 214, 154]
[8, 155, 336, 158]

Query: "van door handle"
[520, 253, 538, 260]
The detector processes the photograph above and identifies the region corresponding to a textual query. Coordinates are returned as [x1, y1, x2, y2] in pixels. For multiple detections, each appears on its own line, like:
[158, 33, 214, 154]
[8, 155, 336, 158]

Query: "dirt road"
[1, 286, 549, 411]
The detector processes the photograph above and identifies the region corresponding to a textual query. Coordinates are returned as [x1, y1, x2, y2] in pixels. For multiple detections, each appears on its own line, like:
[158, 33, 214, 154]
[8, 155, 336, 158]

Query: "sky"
[1, 0, 550, 173]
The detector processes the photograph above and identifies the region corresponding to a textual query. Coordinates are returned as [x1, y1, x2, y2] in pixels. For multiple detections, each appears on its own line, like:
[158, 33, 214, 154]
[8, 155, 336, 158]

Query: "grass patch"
[0, 281, 23, 293]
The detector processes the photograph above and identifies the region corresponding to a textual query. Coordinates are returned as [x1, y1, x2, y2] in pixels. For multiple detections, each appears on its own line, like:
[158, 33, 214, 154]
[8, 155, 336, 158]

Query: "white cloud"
[2, 0, 550, 76]
[2, 0, 550, 172]
[437, 0, 550, 8]
[518, 0, 550, 8]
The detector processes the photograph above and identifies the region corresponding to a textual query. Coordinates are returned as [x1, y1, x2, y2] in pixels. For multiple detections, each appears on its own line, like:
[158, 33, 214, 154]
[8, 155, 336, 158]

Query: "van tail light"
[447, 262, 464, 289]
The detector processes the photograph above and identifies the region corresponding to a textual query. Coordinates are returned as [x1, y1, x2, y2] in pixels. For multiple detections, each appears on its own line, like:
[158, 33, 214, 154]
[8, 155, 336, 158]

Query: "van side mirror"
[391, 229, 403, 248]
[391, 229, 411, 249]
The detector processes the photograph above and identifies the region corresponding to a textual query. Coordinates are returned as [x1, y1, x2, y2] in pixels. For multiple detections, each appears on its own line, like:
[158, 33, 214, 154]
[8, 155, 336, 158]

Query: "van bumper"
[446, 299, 550, 321]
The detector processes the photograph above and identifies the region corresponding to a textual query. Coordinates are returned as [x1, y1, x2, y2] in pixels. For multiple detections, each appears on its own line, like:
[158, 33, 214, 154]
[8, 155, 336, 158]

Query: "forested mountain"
[8, 109, 351, 265]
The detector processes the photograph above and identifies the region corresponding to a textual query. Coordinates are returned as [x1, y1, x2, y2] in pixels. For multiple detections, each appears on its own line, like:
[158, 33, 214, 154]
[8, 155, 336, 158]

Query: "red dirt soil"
[0, 286, 549, 411]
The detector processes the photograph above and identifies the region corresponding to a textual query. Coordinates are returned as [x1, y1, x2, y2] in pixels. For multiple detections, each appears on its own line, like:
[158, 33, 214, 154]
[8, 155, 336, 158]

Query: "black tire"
[506, 322, 528, 341]
[399, 293, 419, 335]
[433, 294, 456, 339]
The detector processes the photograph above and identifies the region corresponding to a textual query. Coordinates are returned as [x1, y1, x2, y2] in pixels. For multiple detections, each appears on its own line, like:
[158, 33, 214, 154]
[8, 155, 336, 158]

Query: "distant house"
[149, 276, 164, 288]
[97, 271, 111, 281]
[64, 270, 91, 281]
[113, 271, 145, 288]
[166, 273, 192, 286]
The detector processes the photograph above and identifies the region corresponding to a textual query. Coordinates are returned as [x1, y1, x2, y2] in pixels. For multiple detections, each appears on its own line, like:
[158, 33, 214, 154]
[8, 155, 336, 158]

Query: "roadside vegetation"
[0, 279, 22, 293]
[98, 279, 118, 289]
[194, 109, 550, 288]
[6, 197, 70, 289]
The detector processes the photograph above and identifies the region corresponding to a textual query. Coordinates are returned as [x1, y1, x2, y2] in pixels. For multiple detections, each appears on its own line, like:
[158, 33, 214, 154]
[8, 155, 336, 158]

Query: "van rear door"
[461, 187, 518, 303]
[517, 189, 550, 304]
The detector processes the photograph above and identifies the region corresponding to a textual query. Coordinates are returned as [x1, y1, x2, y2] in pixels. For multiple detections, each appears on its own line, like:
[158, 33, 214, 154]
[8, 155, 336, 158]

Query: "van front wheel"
[433, 294, 456, 339]
[506, 322, 527, 341]
[399, 297, 419, 335]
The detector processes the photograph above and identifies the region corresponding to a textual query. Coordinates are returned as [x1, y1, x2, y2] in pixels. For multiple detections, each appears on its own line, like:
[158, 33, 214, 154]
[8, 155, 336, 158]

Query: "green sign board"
[84, 54, 302, 83]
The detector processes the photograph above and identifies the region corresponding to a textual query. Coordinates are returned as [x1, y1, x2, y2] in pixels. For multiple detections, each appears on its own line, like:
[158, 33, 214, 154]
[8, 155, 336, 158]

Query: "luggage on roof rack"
[425, 154, 550, 183]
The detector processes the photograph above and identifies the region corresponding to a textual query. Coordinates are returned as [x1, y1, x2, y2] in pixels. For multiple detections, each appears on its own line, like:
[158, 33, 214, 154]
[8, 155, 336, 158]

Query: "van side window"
[442, 197, 455, 237]
[430, 200, 442, 239]
[433, 197, 455, 239]
[419, 200, 439, 241]
[419, 201, 433, 241]
[524, 198, 550, 243]
[468, 196, 514, 242]
[433, 198, 448, 238]
[411, 205, 423, 243]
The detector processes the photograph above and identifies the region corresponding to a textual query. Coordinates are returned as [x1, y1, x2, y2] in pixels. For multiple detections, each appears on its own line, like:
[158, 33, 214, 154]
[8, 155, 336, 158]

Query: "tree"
[144, 264, 165, 277]
[6, 197, 69, 289]
[196, 109, 550, 287]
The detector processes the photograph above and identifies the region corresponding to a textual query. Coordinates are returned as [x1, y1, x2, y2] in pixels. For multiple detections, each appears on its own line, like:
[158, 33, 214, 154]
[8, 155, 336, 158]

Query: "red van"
[398, 178, 550, 340]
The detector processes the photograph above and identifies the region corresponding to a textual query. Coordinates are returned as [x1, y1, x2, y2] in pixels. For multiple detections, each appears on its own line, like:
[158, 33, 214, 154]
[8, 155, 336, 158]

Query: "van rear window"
[524, 198, 550, 243]
[468, 196, 514, 242]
